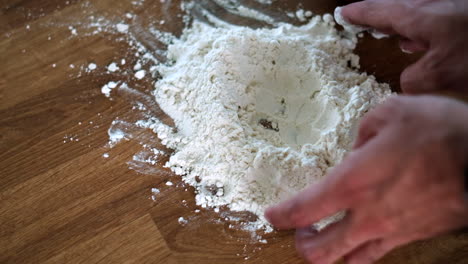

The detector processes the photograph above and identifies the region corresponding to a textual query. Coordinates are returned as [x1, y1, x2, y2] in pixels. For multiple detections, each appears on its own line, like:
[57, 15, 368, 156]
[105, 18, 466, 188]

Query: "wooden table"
[1, 0, 467, 263]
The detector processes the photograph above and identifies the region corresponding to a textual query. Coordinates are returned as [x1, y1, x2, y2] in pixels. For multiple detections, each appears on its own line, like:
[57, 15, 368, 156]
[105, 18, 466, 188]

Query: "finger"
[400, 50, 443, 94]
[265, 142, 378, 230]
[296, 218, 350, 263]
[353, 109, 387, 150]
[344, 235, 415, 264]
[295, 226, 319, 244]
[344, 239, 389, 264]
[399, 38, 428, 54]
[353, 96, 402, 149]
[264, 174, 349, 229]
[340, 0, 409, 35]
[297, 216, 375, 264]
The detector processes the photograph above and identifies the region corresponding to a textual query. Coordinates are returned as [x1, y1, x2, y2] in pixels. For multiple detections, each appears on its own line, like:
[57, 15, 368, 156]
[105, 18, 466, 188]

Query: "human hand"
[338, 0, 468, 94]
[265, 95, 468, 264]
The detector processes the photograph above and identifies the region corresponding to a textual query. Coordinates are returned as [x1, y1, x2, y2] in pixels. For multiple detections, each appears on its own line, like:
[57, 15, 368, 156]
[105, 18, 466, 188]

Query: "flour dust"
[40, 0, 392, 237]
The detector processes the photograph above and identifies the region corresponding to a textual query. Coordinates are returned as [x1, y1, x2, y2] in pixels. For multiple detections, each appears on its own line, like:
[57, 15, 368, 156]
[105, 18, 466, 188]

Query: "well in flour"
[140, 14, 391, 231]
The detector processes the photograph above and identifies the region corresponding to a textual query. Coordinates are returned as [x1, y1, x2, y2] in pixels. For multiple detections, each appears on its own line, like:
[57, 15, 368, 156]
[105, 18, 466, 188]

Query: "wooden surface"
[1, 0, 468, 263]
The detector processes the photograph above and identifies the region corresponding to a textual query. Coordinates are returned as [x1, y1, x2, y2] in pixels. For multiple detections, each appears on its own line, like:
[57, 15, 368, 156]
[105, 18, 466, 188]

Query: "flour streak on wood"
[0, 0, 467, 263]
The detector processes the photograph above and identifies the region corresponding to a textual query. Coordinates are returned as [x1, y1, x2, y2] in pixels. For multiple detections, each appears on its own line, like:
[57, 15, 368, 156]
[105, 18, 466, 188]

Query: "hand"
[339, 0, 468, 94]
[265, 95, 468, 264]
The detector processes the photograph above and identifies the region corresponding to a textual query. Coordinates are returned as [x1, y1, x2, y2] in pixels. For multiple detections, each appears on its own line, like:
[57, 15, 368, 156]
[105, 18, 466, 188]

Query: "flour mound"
[150, 15, 391, 230]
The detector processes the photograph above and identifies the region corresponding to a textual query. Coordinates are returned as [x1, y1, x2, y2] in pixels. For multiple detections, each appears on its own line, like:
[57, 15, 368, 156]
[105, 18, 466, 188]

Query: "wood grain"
[1, 0, 467, 263]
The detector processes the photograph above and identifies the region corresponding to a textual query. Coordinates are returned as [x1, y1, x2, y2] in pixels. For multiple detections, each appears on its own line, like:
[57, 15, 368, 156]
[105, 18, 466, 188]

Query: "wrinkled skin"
[341, 0, 468, 94]
[265, 96, 468, 264]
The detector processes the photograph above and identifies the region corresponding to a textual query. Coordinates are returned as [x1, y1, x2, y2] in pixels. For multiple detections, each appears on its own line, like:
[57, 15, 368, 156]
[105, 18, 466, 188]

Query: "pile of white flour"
[143, 14, 391, 230]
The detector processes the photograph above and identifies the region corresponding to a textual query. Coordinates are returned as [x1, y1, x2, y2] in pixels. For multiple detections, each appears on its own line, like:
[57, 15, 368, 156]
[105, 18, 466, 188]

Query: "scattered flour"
[116, 23, 129, 33]
[107, 62, 120, 72]
[296, 9, 313, 22]
[141, 15, 391, 230]
[132, 148, 163, 165]
[88, 63, 97, 71]
[201, 0, 276, 25]
[108, 122, 128, 146]
[151, 188, 161, 201]
[108, 129, 126, 144]
[134, 70, 146, 79]
[101, 81, 121, 97]
[69, 26, 78, 36]
[178, 217, 188, 225]
[133, 62, 142, 70]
